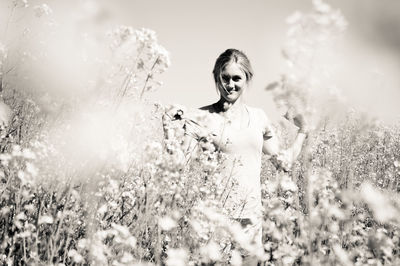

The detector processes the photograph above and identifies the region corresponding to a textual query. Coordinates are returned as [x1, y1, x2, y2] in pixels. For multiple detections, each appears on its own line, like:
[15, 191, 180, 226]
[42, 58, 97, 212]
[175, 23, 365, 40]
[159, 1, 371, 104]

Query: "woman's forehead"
[222, 62, 245, 76]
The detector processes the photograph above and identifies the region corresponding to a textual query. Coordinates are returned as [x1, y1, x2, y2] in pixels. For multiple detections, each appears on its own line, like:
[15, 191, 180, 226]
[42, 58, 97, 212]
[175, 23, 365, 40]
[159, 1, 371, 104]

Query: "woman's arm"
[162, 105, 203, 157]
[261, 110, 308, 171]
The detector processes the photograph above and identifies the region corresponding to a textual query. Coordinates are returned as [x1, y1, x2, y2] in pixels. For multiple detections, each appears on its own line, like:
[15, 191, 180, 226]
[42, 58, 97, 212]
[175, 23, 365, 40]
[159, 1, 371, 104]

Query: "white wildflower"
[97, 204, 107, 216]
[22, 149, 36, 159]
[171, 148, 185, 167]
[111, 223, 131, 238]
[109, 25, 135, 48]
[77, 239, 89, 249]
[312, 0, 331, 14]
[282, 255, 296, 265]
[1, 206, 10, 215]
[135, 28, 157, 45]
[328, 206, 345, 220]
[17, 231, 32, 238]
[0, 154, 11, 166]
[39, 215, 53, 225]
[34, 4, 53, 17]
[200, 241, 221, 262]
[68, 249, 84, 263]
[89, 239, 108, 264]
[17, 170, 26, 183]
[230, 250, 243, 266]
[24, 204, 35, 213]
[286, 11, 302, 25]
[12, 145, 22, 156]
[166, 248, 188, 266]
[280, 175, 297, 192]
[103, 229, 118, 241]
[230, 222, 253, 251]
[190, 219, 209, 240]
[360, 183, 398, 223]
[14, 212, 26, 229]
[15, 212, 26, 221]
[145, 141, 163, 160]
[13, 0, 29, 8]
[159, 216, 177, 231]
[26, 162, 38, 177]
[151, 44, 171, 72]
[120, 252, 134, 263]
[201, 207, 229, 225]
[332, 244, 352, 266]
[126, 236, 137, 248]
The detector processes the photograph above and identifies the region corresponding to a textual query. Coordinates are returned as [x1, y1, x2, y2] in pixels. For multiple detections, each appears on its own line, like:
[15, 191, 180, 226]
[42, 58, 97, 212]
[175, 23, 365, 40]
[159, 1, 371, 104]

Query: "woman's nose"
[228, 79, 234, 88]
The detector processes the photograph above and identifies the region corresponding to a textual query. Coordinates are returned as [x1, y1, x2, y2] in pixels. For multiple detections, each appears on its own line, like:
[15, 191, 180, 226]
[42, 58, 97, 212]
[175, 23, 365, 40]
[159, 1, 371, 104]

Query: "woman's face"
[218, 62, 247, 103]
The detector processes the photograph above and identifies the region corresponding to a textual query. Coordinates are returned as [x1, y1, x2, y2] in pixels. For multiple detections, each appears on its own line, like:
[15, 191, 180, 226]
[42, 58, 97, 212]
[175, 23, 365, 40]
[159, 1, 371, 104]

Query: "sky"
[1, 0, 400, 122]
[106, 0, 400, 122]
[109, 0, 312, 118]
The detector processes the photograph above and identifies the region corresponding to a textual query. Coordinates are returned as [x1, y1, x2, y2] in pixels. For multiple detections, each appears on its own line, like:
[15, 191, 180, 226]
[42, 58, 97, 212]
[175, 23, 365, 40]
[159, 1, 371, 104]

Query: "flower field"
[0, 0, 399, 265]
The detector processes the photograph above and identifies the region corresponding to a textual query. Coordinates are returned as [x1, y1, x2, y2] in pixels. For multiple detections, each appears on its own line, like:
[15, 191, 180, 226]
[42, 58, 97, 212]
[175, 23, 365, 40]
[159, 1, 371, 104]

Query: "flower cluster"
[268, 0, 348, 129]
[13, 0, 29, 8]
[106, 27, 171, 99]
[33, 4, 53, 18]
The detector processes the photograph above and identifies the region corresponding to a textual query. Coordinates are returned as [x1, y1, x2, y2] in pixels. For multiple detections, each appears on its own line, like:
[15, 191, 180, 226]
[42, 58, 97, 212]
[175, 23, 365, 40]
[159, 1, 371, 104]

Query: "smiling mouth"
[225, 87, 236, 94]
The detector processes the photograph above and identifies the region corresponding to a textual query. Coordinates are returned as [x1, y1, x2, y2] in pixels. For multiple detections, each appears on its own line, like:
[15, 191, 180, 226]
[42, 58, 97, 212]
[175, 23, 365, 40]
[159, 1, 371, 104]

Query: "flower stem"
[140, 56, 159, 99]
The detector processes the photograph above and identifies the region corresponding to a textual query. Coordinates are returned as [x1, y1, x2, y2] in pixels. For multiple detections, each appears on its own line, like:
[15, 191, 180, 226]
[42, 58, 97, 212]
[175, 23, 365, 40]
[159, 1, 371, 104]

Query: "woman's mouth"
[225, 87, 236, 94]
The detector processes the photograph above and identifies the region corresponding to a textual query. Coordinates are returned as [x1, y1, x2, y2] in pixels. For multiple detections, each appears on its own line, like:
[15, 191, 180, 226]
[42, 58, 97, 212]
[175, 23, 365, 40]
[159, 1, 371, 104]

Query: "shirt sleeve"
[182, 109, 212, 141]
[257, 108, 275, 140]
[256, 108, 292, 172]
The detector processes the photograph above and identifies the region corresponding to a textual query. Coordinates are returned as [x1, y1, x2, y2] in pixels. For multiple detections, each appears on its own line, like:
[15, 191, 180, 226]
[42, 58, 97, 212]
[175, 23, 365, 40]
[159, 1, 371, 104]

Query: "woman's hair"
[212, 48, 254, 87]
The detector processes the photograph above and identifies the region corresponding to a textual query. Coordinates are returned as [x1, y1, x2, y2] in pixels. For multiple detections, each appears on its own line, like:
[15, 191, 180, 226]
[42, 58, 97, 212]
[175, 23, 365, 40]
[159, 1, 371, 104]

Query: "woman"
[164, 48, 308, 263]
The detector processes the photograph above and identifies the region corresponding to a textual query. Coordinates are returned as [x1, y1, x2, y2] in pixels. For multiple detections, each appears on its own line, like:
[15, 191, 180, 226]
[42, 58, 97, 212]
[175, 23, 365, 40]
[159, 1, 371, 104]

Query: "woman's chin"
[223, 96, 236, 103]
[224, 92, 240, 102]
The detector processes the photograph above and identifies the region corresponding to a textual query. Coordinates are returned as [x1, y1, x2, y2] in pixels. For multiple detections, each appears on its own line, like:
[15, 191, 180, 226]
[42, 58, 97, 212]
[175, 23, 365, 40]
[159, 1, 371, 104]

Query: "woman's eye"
[222, 76, 229, 82]
[232, 76, 241, 82]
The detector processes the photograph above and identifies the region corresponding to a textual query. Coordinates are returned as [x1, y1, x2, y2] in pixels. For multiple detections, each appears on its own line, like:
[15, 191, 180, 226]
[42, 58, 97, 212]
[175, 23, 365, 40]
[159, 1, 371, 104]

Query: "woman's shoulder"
[246, 105, 276, 136]
[199, 104, 217, 113]
[246, 105, 269, 122]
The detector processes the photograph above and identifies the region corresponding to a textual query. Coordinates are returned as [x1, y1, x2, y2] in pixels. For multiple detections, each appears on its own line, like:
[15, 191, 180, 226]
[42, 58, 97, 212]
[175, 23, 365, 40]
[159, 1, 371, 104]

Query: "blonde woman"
[164, 48, 308, 264]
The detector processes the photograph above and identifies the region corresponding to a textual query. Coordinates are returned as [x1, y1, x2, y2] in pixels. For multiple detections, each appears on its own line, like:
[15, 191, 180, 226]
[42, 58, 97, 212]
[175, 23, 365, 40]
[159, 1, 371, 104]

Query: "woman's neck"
[215, 98, 245, 113]
[214, 97, 249, 128]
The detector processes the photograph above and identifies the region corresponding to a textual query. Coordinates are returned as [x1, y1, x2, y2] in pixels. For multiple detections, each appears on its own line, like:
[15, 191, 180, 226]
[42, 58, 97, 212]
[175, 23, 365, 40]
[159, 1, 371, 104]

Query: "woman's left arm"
[262, 110, 308, 171]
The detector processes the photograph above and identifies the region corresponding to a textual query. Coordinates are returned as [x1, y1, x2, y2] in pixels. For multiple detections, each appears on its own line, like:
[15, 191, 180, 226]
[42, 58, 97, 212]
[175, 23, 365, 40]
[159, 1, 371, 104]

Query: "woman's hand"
[164, 104, 187, 121]
[284, 107, 309, 134]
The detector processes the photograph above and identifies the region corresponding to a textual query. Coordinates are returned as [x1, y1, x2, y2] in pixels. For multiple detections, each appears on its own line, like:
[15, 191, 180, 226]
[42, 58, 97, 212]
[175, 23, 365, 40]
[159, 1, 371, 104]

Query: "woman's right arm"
[162, 104, 200, 157]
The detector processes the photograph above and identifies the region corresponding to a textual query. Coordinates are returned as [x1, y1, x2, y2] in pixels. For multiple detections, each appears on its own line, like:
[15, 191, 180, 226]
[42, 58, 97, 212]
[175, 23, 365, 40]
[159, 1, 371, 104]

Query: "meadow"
[0, 0, 399, 265]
